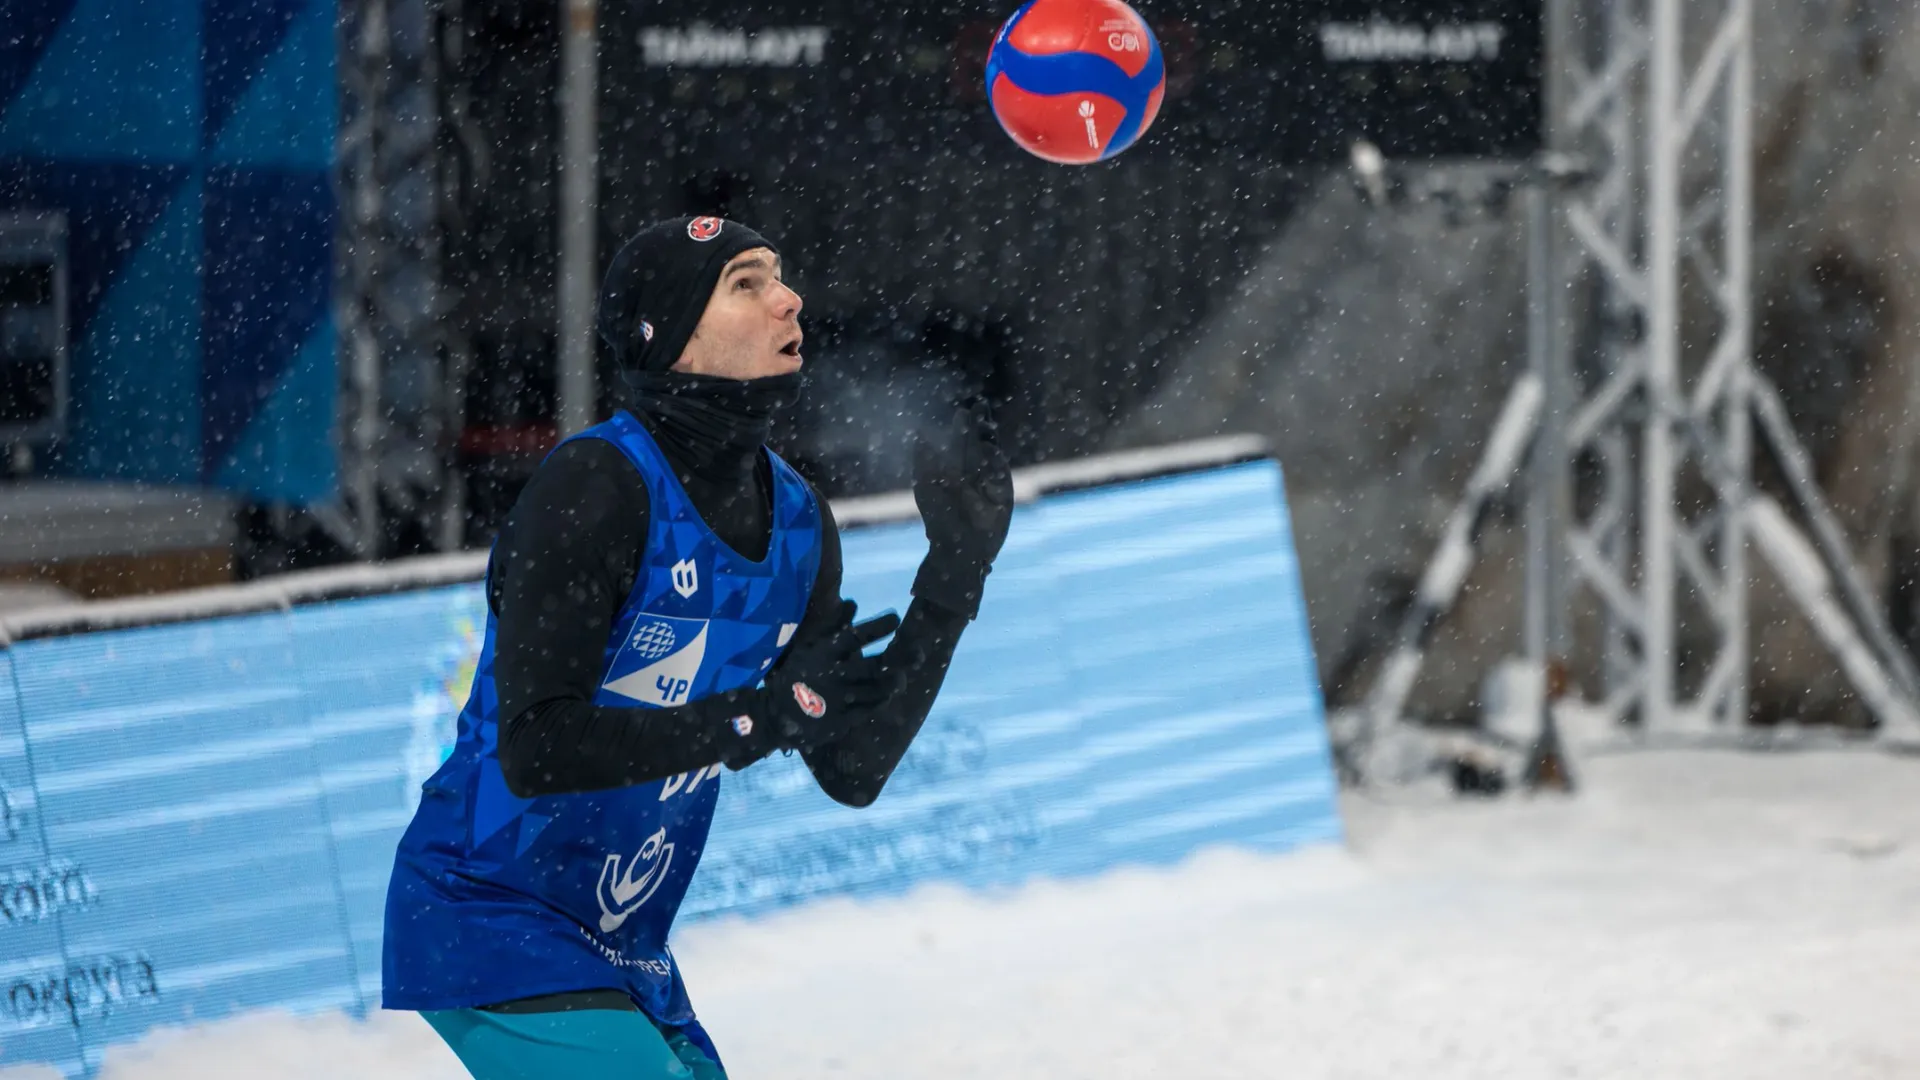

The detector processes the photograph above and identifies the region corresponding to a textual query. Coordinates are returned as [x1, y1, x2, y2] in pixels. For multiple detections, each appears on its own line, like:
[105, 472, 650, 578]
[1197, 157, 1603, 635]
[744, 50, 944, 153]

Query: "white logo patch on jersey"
[596, 828, 675, 932]
[671, 558, 699, 599]
[603, 618, 709, 705]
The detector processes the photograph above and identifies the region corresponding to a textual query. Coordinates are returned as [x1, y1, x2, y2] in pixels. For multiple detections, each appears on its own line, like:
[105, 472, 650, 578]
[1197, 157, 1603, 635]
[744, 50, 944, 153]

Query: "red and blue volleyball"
[985, 0, 1166, 165]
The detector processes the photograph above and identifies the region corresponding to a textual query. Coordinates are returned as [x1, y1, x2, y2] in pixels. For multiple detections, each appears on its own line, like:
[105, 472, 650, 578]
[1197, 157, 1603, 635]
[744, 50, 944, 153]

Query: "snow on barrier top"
[0, 433, 1332, 1080]
[0, 435, 1268, 646]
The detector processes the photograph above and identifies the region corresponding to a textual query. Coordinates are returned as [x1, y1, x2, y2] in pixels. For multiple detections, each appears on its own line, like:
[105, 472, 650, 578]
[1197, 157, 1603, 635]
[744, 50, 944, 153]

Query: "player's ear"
[670, 325, 705, 372]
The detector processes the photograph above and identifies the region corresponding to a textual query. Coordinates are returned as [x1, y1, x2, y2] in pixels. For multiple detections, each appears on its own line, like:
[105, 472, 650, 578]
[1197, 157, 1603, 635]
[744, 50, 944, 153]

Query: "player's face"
[674, 247, 804, 379]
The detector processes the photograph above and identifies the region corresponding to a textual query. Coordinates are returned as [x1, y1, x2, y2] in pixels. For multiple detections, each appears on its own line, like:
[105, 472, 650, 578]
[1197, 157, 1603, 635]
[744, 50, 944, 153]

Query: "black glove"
[910, 395, 1015, 621]
[737, 600, 901, 756]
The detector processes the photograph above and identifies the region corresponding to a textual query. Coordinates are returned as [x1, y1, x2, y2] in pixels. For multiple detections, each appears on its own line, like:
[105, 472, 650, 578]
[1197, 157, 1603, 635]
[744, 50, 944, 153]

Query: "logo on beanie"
[640, 318, 654, 342]
[688, 216, 723, 241]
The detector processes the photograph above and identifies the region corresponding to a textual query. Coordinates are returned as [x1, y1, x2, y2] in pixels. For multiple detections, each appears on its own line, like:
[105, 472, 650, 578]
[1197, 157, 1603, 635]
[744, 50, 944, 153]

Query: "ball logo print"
[792, 682, 827, 719]
[686, 215, 723, 241]
[985, 0, 1165, 165]
[629, 619, 678, 662]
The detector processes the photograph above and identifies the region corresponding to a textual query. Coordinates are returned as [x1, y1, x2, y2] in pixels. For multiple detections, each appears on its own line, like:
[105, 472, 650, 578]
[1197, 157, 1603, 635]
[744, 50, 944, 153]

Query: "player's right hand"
[743, 600, 902, 754]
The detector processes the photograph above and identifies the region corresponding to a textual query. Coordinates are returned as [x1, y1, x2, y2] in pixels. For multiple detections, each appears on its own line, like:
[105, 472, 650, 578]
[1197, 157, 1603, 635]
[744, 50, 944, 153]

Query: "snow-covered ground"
[11, 743, 1920, 1079]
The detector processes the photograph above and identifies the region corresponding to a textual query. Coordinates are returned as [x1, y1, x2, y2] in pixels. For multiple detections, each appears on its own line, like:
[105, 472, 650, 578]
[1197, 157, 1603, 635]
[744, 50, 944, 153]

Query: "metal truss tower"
[1350, 0, 1920, 780]
[336, 0, 479, 559]
[1555, 0, 1920, 736]
[1555, 0, 1756, 730]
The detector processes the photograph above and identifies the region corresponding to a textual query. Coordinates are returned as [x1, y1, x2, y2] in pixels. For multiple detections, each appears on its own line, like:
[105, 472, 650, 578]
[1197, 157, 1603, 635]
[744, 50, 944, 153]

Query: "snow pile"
[11, 747, 1920, 1079]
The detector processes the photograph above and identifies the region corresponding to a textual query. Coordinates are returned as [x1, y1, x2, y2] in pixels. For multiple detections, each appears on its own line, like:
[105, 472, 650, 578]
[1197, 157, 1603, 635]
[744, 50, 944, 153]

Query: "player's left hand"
[910, 394, 1014, 620]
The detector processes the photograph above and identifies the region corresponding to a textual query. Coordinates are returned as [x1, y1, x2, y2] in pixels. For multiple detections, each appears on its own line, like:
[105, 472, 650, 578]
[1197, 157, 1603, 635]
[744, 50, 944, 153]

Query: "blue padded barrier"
[0, 453, 1338, 1076]
[6, 615, 358, 1074]
[289, 586, 490, 1012]
[0, 650, 87, 1076]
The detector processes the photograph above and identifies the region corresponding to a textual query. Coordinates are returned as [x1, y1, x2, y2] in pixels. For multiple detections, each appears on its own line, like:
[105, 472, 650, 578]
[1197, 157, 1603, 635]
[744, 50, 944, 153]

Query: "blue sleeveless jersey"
[382, 411, 822, 1030]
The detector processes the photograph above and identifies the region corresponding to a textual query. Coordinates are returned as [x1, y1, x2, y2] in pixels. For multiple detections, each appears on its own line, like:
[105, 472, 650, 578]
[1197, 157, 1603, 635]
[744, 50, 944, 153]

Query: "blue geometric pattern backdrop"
[0, 0, 337, 502]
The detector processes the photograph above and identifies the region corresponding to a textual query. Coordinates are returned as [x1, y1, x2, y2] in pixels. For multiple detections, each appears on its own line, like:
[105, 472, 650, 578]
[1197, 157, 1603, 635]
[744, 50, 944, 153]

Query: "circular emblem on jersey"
[730, 715, 754, 736]
[687, 216, 723, 241]
[629, 619, 678, 661]
[792, 682, 827, 719]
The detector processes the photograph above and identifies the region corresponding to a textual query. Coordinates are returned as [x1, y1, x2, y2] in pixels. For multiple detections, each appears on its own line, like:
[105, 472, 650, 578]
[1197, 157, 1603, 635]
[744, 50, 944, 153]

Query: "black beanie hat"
[597, 215, 781, 375]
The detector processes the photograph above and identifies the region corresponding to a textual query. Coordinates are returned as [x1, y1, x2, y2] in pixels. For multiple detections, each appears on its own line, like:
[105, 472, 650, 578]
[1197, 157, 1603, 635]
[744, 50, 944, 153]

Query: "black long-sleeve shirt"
[488, 423, 966, 807]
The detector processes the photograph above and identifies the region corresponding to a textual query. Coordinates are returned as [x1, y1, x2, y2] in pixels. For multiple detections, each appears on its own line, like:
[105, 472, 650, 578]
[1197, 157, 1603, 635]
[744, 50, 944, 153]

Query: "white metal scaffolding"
[1558, 0, 1760, 730]
[337, 0, 478, 558]
[1558, 0, 1918, 738]
[1350, 0, 1920, 780]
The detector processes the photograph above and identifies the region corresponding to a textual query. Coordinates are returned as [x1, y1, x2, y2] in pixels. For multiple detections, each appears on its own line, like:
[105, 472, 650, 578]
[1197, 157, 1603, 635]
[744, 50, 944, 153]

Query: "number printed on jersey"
[601, 613, 710, 706]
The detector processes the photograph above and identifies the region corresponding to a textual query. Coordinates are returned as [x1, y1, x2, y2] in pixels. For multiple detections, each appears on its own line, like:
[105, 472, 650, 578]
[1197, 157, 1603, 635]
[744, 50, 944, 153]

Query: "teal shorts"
[422, 1004, 725, 1080]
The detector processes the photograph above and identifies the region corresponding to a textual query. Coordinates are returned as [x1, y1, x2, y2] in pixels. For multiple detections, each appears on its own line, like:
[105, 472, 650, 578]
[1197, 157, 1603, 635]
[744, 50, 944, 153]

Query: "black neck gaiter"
[623, 370, 802, 484]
